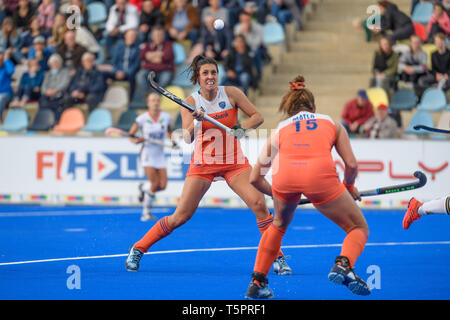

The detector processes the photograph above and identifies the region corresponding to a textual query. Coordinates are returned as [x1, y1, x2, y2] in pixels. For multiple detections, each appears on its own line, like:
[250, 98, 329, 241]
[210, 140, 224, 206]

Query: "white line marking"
[1, 241, 449, 267]
[0, 208, 170, 217]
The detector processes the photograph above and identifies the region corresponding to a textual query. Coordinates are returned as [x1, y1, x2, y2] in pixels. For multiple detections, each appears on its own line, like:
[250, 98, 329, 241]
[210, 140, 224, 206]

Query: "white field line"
[1, 241, 450, 266]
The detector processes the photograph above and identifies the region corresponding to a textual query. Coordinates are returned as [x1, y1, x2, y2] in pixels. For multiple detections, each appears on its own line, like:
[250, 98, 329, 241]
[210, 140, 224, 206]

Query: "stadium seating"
[87, 1, 108, 26]
[116, 110, 138, 131]
[27, 108, 55, 132]
[389, 89, 418, 111]
[422, 43, 437, 69]
[52, 108, 85, 134]
[404, 109, 434, 136]
[0, 108, 28, 132]
[263, 22, 286, 70]
[98, 86, 129, 110]
[417, 88, 447, 112]
[263, 22, 286, 45]
[82, 109, 113, 133]
[366, 87, 389, 108]
[161, 86, 185, 112]
[173, 43, 187, 67]
[411, 2, 434, 25]
[413, 22, 427, 42]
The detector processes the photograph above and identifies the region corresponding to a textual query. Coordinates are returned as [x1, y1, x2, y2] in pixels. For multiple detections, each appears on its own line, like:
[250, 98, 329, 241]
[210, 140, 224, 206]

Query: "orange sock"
[253, 224, 286, 275]
[340, 228, 368, 267]
[257, 214, 284, 258]
[135, 216, 172, 253]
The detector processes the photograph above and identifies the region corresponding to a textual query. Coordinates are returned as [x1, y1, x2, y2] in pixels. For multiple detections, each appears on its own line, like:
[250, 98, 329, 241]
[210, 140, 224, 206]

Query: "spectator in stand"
[37, 0, 56, 33]
[370, 36, 398, 93]
[398, 35, 428, 90]
[99, 28, 140, 98]
[223, 34, 256, 95]
[427, 3, 450, 41]
[105, 0, 139, 60]
[51, 12, 67, 46]
[443, 0, 450, 16]
[64, 52, 107, 112]
[419, 32, 450, 91]
[187, 14, 231, 63]
[28, 35, 54, 71]
[362, 103, 398, 139]
[373, 0, 414, 43]
[3, 0, 19, 17]
[223, 0, 243, 27]
[239, 0, 268, 25]
[12, 0, 36, 33]
[52, 12, 100, 55]
[9, 58, 43, 108]
[39, 53, 71, 121]
[57, 29, 87, 74]
[0, 17, 23, 64]
[18, 15, 48, 62]
[138, 0, 165, 43]
[201, 0, 229, 27]
[234, 10, 265, 80]
[136, 25, 174, 96]
[269, 0, 303, 30]
[0, 47, 14, 122]
[164, 0, 200, 44]
[341, 89, 375, 136]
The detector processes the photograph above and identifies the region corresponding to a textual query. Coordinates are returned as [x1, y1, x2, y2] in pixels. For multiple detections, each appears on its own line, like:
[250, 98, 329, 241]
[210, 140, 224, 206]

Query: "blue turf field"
[0, 204, 449, 300]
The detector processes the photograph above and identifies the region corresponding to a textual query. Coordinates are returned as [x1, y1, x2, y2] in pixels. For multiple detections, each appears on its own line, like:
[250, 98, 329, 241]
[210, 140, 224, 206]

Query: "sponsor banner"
[0, 136, 448, 208]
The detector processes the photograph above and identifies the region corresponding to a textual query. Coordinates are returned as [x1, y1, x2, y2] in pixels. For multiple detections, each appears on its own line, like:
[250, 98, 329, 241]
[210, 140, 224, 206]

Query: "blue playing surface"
[0, 205, 449, 300]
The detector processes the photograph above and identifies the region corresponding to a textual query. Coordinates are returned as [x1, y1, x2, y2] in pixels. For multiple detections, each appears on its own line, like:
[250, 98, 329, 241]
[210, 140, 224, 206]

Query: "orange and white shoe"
[403, 198, 423, 230]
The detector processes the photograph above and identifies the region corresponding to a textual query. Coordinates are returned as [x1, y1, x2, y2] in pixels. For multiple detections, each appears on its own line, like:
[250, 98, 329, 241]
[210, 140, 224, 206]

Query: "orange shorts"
[272, 179, 346, 207]
[186, 158, 252, 184]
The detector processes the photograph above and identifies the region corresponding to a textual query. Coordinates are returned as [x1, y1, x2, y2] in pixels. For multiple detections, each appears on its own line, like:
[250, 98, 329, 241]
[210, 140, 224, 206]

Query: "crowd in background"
[345, 0, 450, 139]
[0, 0, 305, 124]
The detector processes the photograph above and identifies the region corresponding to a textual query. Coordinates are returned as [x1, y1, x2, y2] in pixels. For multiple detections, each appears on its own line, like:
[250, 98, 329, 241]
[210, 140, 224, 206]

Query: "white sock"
[143, 191, 155, 209]
[141, 182, 151, 192]
[418, 197, 450, 216]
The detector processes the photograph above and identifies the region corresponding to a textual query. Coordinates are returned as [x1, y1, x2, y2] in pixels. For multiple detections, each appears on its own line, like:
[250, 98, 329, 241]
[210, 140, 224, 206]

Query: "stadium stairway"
[251, 0, 412, 130]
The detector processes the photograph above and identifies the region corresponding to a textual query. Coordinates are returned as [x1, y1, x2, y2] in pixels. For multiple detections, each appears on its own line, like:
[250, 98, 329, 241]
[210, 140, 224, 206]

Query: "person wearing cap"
[28, 35, 54, 71]
[341, 89, 375, 135]
[0, 47, 14, 122]
[362, 103, 399, 139]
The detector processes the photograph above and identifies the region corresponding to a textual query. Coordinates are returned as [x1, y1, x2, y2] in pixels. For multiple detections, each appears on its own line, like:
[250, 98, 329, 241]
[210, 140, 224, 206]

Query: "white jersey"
[135, 111, 172, 168]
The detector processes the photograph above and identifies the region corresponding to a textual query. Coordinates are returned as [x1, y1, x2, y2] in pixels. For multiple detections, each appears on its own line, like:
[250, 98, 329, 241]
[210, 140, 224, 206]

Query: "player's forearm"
[242, 112, 264, 130]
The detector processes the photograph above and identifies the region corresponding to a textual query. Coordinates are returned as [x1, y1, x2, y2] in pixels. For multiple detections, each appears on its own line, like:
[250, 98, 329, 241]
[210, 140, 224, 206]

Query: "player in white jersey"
[129, 93, 174, 221]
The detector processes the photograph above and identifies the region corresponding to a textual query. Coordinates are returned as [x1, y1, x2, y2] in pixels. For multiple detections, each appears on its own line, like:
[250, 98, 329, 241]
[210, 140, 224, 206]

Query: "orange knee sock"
[135, 216, 172, 253]
[340, 228, 368, 267]
[257, 214, 284, 257]
[253, 224, 286, 275]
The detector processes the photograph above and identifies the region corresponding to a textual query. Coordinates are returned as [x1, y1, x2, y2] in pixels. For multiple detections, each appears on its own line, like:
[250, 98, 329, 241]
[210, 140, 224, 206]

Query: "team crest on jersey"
[218, 101, 226, 109]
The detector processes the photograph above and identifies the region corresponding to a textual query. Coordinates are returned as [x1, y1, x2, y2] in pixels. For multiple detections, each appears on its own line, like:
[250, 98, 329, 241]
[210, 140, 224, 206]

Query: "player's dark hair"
[279, 75, 315, 117]
[189, 55, 218, 85]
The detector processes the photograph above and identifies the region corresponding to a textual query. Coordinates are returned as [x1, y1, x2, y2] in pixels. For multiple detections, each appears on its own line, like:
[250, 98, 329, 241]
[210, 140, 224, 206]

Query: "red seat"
[413, 22, 427, 42]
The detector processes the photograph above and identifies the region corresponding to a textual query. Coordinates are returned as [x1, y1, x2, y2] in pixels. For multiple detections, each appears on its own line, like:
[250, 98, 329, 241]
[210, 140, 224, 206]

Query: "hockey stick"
[413, 125, 450, 135]
[298, 171, 427, 205]
[147, 71, 242, 137]
[104, 127, 179, 149]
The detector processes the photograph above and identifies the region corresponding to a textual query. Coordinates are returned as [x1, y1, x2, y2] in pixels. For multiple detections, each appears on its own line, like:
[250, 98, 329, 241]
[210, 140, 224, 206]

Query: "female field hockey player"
[125, 55, 291, 274]
[403, 196, 450, 229]
[244, 75, 371, 299]
[129, 93, 174, 221]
